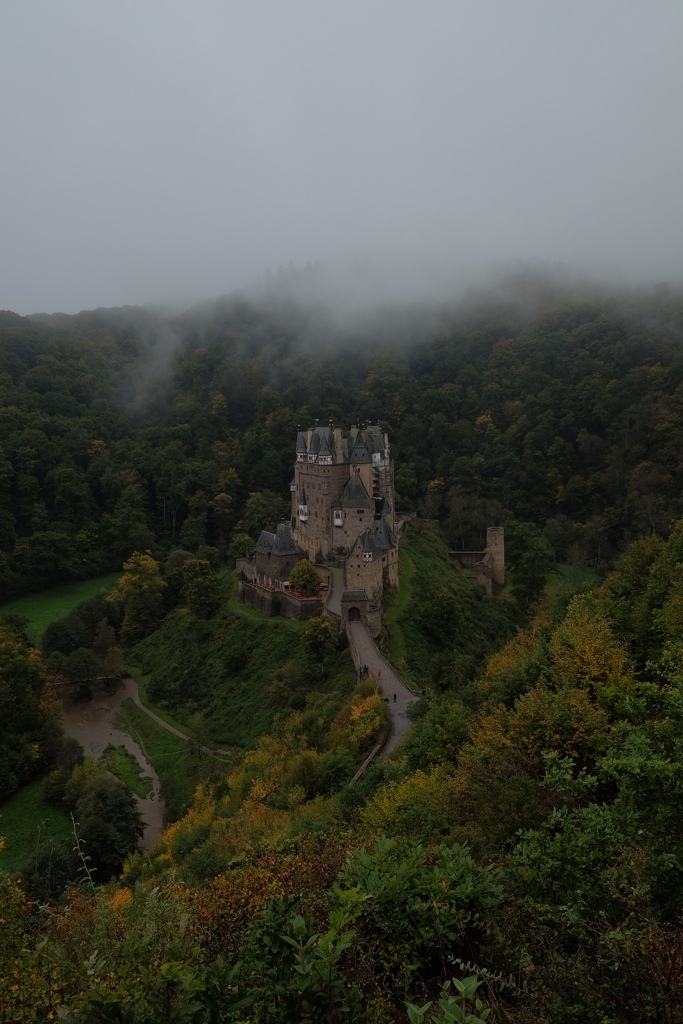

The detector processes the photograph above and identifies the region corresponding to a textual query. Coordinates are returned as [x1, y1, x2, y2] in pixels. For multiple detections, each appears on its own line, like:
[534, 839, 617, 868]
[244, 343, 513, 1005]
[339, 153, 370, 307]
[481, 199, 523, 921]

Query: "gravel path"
[346, 620, 418, 753]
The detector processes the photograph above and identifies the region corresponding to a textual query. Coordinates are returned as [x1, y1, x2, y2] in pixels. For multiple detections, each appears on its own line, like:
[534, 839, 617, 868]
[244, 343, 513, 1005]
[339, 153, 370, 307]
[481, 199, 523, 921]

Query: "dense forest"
[1, 277, 683, 601]
[2, 277, 683, 1022]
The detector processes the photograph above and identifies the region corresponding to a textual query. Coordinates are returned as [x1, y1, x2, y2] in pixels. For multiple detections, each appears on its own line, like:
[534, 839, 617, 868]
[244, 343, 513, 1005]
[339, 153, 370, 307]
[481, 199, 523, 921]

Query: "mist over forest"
[4, 2, 683, 1020]
[4, 271, 683, 1020]
[2, 267, 683, 602]
[3, 3, 683, 315]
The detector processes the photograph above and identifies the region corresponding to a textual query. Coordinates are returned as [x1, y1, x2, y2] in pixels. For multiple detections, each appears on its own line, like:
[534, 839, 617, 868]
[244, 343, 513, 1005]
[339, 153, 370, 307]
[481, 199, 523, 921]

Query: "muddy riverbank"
[60, 678, 165, 851]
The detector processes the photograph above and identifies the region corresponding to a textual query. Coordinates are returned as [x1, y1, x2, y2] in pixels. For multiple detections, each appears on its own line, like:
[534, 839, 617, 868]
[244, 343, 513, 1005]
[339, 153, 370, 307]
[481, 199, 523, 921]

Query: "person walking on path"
[346, 618, 416, 753]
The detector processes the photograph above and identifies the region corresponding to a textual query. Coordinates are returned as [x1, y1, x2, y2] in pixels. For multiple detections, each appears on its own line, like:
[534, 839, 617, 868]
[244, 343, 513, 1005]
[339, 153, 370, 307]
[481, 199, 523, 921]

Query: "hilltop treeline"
[2, 280, 683, 599]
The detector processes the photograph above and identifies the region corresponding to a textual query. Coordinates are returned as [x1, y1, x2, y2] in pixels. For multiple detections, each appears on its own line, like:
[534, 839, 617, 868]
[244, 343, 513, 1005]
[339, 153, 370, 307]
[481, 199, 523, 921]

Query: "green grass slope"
[383, 522, 514, 691]
[0, 780, 72, 875]
[130, 578, 356, 750]
[0, 572, 120, 642]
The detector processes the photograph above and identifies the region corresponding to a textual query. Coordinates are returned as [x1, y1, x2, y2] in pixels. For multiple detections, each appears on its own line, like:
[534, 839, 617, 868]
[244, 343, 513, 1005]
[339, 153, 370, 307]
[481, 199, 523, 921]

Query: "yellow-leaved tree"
[549, 592, 634, 712]
[107, 551, 166, 645]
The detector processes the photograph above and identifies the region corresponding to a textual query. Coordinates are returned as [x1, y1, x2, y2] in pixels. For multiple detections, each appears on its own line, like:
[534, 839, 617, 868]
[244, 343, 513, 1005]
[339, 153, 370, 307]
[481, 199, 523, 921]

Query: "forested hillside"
[2, 279, 683, 602]
[5, 518, 683, 1021]
[3, 279, 683, 1022]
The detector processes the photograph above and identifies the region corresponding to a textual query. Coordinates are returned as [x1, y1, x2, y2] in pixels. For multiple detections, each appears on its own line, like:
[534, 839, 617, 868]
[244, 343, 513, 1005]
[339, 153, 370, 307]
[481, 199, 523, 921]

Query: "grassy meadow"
[102, 745, 154, 799]
[0, 780, 72, 875]
[0, 572, 121, 642]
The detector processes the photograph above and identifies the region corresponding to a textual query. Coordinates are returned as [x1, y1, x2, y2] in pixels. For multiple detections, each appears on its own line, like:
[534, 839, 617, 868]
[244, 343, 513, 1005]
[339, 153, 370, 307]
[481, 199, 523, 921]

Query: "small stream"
[60, 678, 165, 851]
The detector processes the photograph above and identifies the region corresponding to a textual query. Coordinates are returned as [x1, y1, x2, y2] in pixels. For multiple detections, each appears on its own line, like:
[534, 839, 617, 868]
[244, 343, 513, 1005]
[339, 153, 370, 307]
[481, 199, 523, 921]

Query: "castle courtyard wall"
[239, 582, 281, 616]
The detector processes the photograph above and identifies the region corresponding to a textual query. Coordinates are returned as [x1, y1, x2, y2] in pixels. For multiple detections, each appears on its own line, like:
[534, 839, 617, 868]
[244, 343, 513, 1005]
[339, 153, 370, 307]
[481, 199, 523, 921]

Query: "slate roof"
[374, 515, 394, 550]
[338, 472, 374, 509]
[361, 529, 381, 557]
[341, 589, 368, 602]
[295, 424, 384, 464]
[365, 424, 385, 454]
[318, 432, 334, 460]
[255, 522, 299, 556]
[350, 431, 371, 464]
[304, 424, 335, 455]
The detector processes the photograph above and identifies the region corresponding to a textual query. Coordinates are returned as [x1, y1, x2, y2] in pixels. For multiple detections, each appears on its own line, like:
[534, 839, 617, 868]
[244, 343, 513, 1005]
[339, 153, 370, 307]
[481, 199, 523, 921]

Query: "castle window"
[356, 509, 364, 514]
[334, 510, 343, 526]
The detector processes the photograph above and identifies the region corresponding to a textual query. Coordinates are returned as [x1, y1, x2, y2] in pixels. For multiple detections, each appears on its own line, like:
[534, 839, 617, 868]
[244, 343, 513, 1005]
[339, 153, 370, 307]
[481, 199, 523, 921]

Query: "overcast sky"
[2, 1, 682, 315]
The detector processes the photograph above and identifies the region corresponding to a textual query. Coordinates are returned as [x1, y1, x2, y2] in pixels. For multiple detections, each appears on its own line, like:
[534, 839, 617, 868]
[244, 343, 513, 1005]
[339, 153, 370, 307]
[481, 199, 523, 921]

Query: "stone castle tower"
[238, 422, 399, 634]
[292, 423, 399, 617]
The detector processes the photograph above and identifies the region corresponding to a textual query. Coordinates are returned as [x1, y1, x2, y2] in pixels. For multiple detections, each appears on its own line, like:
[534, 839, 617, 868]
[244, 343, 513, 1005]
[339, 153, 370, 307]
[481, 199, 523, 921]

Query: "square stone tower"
[291, 423, 396, 573]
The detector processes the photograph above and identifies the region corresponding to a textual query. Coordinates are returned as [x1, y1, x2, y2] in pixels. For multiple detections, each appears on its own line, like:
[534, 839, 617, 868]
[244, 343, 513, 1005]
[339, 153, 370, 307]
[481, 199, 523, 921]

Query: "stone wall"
[280, 592, 324, 621]
[382, 545, 399, 590]
[254, 549, 300, 585]
[476, 553, 493, 597]
[292, 461, 349, 559]
[345, 544, 383, 603]
[451, 529, 505, 593]
[340, 598, 382, 639]
[236, 557, 256, 581]
[239, 581, 280, 616]
[452, 551, 483, 567]
[334, 506, 375, 553]
[238, 581, 324, 621]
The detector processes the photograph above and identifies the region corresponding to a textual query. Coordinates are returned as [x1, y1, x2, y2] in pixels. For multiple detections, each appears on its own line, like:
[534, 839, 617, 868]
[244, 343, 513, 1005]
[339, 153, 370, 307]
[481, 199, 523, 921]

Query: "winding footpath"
[346, 621, 418, 753]
[325, 564, 419, 754]
[61, 566, 413, 849]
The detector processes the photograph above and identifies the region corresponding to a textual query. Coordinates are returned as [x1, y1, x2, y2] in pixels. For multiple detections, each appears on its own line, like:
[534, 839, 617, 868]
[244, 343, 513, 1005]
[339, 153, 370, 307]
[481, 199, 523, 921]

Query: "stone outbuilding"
[253, 522, 300, 589]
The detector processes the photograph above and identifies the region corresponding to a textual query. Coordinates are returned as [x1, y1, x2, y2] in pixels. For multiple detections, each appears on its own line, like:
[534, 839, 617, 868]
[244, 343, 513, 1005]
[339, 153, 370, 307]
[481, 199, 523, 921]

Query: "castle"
[237, 423, 399, 634]
[237, 421, 504, 633]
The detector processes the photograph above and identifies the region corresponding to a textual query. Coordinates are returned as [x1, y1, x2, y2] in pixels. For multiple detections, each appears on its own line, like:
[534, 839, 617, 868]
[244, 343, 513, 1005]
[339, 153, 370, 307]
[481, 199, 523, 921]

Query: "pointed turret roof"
[338, 471, 374, 509]
[318, 432, 334, 460]
[274, 522, 298, 554]
[374, 514, 394, 550]
[365, 424, 385, 454]
[296, 430, 308, 454]
[350, 430, 371, 464]
[363, 530, 377, 554]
